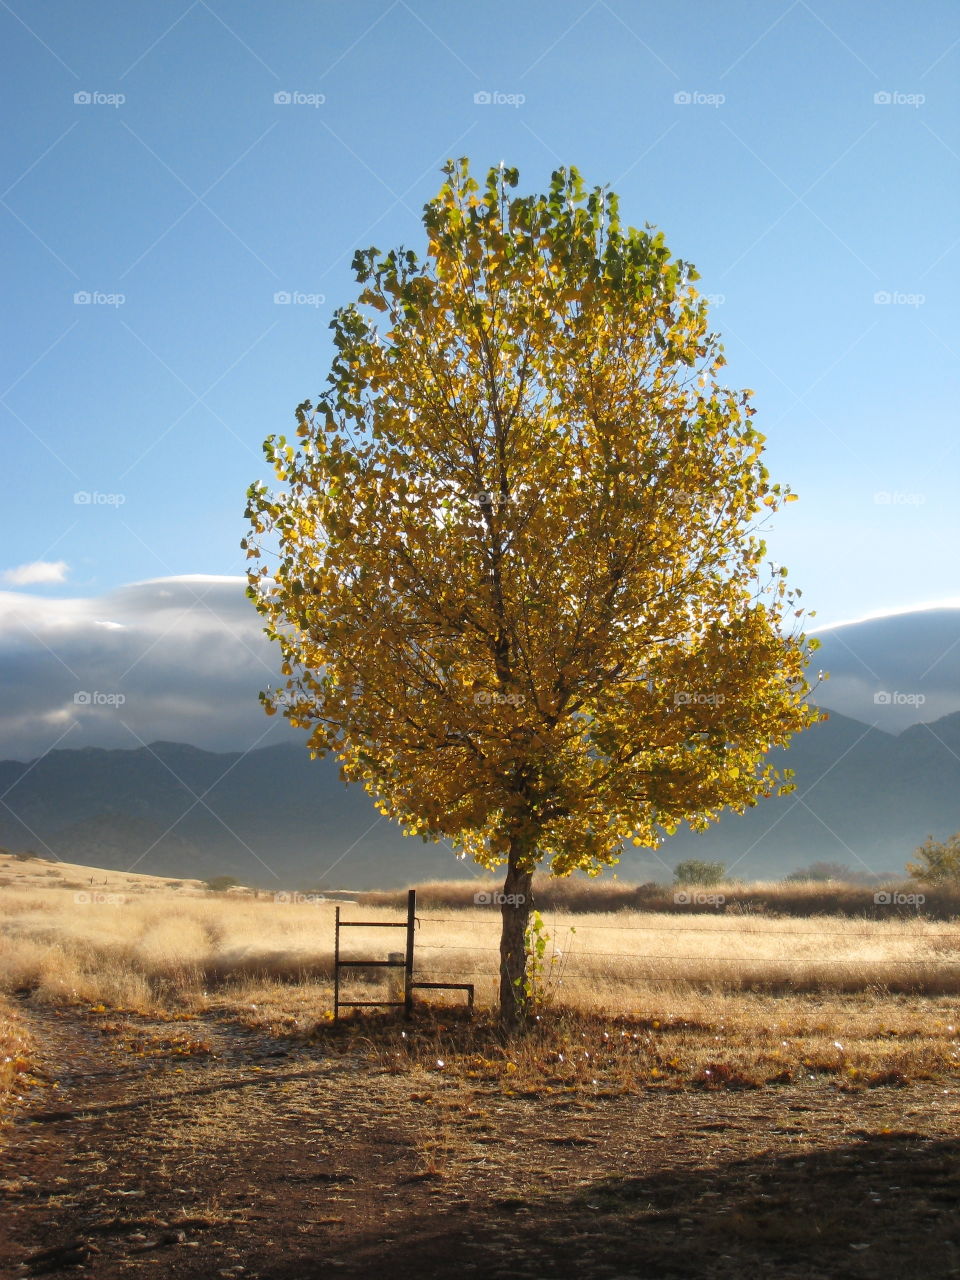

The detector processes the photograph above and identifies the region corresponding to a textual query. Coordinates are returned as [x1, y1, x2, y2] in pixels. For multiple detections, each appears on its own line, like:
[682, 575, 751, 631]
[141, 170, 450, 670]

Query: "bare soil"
[2, 1002, 960, 1280]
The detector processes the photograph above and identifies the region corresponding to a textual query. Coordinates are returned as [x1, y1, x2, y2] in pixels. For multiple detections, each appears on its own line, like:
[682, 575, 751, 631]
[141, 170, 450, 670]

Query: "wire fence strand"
[412, 917, 960, 941]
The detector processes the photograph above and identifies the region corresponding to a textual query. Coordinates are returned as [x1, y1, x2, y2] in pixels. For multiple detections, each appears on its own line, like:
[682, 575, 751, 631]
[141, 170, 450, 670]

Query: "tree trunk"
[498, 847, 535, 1032]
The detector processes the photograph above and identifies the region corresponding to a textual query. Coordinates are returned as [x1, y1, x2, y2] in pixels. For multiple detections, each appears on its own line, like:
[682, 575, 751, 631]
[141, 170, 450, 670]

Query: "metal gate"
[333, 888, 475, 1020]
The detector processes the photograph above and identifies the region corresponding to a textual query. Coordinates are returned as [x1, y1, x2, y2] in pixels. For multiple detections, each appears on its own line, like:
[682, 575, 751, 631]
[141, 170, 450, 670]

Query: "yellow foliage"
[245, 158, 821, 882]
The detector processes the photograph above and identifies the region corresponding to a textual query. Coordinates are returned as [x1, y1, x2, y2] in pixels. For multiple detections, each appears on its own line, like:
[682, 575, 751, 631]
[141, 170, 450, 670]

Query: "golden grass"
[2, 878, 959, 1095]
[0, 888, 337, 1012]
[362, 874, 960, 919]
[355, 994, 960, 1092]
[0, 995, 35, 1132]
[0, 849, 208, 894]
[3, 881, 960, 1011]
[406, 902, 960, 1000]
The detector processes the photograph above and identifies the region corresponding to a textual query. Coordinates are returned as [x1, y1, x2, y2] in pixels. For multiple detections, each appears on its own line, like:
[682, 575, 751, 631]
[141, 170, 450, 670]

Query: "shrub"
[785, 860, 854, 882]
[907, 832, 960, 884]
[674, 859, 726, 886]
[204, 875, 240, 892]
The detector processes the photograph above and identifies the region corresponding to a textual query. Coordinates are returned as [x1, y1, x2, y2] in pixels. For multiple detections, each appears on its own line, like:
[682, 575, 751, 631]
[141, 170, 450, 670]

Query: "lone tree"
[673, 859, 726, 886]
[244, 159, 823, 1028]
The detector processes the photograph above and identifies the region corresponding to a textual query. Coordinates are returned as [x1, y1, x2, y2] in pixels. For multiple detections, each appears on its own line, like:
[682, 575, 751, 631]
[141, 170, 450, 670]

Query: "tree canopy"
[244, 158, 823, 1022]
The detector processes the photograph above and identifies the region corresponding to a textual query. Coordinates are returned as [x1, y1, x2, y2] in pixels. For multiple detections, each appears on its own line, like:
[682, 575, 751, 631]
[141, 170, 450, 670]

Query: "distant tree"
[907, 833, 960, 884]
[674, 859, 726, 886]
[785, 860, 855, 882]
[245, 158, 822, 1029]
[204, 875, 240, 892]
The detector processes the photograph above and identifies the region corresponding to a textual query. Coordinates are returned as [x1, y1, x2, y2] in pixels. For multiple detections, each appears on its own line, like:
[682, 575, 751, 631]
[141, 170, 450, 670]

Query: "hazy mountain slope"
[810, 607, 960, 729]
[2, 710, 959, 887]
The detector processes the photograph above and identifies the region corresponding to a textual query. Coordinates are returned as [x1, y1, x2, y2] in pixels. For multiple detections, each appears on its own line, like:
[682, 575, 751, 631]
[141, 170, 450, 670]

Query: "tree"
[674, 859, 726, 886]
[783, 860, 855, 880]
[244, 158, 823, 1029]
[907, 833, 960, 884]
[204, 875, 240, 892]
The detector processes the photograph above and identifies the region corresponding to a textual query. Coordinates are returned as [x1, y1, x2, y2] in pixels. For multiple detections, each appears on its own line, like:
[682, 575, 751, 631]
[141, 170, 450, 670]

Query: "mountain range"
[1, 600, 959, 887]
[1, 707, 958, 888]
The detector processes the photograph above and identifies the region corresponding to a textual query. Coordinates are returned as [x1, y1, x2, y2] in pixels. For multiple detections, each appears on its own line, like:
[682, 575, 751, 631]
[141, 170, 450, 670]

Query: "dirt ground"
[2, 1003, 960, 1280]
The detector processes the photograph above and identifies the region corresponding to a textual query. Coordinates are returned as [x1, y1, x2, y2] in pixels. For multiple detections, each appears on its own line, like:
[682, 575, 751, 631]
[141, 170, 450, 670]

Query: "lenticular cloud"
[0, 576, 298, 762]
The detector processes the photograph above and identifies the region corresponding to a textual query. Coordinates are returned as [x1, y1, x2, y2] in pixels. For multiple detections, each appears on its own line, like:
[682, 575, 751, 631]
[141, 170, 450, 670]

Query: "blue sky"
[3, 0, 958, 629]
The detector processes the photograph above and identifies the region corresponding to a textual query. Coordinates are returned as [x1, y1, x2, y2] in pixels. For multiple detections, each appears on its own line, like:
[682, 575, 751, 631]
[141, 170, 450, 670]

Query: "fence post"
[404, 888, 416, 1019]
[333, 904, 341, 1022]
[387, 952, 405, 1003]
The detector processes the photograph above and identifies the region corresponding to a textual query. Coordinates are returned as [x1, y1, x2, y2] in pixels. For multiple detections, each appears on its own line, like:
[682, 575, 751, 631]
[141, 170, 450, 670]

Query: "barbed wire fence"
[333, 909, 960, 993]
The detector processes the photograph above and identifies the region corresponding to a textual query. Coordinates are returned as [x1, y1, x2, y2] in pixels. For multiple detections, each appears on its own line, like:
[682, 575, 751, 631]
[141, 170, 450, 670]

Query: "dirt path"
[3, 1004, 960, 1279]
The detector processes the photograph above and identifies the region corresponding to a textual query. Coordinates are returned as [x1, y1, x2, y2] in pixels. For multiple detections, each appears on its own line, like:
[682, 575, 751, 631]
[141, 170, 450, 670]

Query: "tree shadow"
[257, 1130, 960, 1280]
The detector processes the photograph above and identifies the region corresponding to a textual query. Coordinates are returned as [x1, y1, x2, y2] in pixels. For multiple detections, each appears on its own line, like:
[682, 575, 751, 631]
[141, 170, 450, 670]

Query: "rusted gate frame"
[333, 888, 475, 1021]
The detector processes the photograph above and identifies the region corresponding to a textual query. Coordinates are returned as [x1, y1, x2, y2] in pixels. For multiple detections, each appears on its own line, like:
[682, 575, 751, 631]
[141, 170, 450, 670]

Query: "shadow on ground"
[257, 1131, 960, 1280]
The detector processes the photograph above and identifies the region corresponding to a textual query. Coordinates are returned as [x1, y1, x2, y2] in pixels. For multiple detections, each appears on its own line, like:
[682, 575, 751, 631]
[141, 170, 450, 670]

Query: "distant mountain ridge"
[1, 710, 959, 887]
[0, 739, 462, 889]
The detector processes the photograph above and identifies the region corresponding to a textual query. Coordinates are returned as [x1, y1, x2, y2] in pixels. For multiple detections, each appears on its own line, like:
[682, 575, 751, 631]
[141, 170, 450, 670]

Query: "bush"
[674, 859, 726, 886]
[785, 860, 853, 882]
[907, 832, 960, 884]
[204, 875, 240, 892]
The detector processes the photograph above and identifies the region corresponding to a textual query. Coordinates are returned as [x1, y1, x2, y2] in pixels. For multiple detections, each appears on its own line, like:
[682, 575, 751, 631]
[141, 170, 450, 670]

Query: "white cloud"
[1, 560, 69, 587]
[811, 596, 960, 632]
[0, 575, 299, 762]
[809, 605, 960, 730]
[0, 575, 958, 762]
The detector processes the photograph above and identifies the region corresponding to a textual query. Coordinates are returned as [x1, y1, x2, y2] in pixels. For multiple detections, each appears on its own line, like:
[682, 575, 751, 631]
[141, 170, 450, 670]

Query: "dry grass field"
[4, 874, 960, 1006]
[3, 866, 960, 1277]
[0, 849, 209, 895]
[3, 874, 960, 1090]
